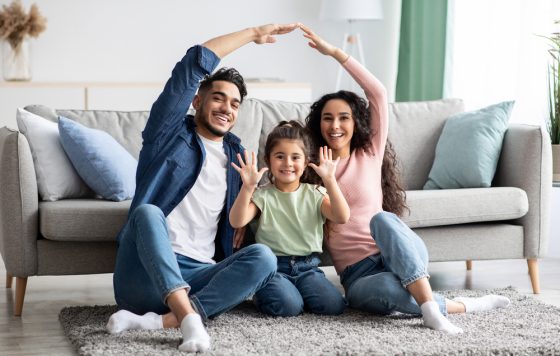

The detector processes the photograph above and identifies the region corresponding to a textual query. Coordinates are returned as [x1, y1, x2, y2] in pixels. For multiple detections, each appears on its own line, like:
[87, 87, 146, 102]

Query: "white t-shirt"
[166, 134, 228, 264]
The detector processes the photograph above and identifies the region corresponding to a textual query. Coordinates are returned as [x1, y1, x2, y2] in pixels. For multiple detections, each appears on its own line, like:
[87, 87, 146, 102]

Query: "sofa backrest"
[25, 97, 464, 190]
[235, 98, 465, 190]
[24, 105, 149, 160]
[388, 98, 464, 189]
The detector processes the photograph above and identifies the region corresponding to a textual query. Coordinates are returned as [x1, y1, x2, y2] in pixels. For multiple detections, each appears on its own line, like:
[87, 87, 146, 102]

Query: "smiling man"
[108, 23, 299, 353]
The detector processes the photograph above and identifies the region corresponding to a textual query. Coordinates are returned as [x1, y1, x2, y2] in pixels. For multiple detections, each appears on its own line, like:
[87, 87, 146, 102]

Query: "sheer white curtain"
[444, 0, 560, 125]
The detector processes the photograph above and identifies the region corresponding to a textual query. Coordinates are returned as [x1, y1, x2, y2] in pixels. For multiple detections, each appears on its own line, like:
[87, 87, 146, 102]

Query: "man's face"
[193, 80, 241, 141]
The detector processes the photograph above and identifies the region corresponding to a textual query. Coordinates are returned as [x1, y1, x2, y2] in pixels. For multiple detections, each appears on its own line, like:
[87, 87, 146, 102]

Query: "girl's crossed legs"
[254, 254, 346, 316]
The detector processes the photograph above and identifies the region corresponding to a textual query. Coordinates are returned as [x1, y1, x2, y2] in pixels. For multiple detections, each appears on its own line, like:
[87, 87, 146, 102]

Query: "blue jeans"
[340, 211, 447, 316]
[253, 254, 347, 316]
[113, 204, 277, 320]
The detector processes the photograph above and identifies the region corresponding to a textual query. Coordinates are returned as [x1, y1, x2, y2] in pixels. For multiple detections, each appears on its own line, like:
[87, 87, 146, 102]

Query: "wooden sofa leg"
[6, 273, 13, 288]
[527, 258, 540, 294]
[466, 260, 472, 270]
[14, 277, 28, 316]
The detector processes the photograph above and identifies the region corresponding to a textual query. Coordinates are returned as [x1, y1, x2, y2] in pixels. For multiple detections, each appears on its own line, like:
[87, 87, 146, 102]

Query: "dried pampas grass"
[0, 0, 46, 51]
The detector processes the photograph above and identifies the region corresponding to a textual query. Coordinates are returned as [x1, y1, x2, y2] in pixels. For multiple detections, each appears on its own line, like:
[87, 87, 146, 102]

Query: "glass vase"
[2, 38, 32, 81]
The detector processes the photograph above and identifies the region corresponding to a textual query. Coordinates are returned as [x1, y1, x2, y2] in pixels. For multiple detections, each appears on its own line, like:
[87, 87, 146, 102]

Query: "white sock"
[420, 301, 463, 335]
[106, 310, 163, 334]
[454, 294, 510, 313]
[178, 313, 211, 353]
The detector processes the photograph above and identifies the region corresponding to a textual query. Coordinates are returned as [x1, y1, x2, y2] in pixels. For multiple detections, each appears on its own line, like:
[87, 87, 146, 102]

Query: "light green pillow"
[423, 101, 514, 189]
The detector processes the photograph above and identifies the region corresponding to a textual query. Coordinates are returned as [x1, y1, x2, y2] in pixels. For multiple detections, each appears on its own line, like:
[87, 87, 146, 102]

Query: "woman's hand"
[300, 24, 349, 63]
[300, 24, 336, 55]
[253, 23, 299, 45]
[231, 151, 268, 189]
[309, 146, 340, 183]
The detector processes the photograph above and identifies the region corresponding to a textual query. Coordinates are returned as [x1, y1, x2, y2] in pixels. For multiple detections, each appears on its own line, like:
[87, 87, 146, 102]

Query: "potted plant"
[0, 0, 46, 81]
[544, 21, 560, 182]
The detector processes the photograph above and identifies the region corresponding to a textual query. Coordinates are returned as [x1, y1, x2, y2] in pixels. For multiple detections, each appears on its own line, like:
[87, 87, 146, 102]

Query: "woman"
[301, 24, 509, 334]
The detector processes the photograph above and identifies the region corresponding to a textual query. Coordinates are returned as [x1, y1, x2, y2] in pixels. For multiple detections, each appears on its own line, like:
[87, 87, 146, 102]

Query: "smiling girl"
[229, 120, 349, 316]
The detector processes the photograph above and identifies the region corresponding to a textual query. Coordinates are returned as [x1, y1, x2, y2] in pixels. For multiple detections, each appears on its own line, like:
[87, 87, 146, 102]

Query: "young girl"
[229, 120, 349, 316]
[301, 24, 510, 334]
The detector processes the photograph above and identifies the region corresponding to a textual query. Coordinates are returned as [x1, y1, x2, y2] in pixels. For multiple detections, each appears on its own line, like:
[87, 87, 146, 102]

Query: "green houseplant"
[544, 21, 560, 181]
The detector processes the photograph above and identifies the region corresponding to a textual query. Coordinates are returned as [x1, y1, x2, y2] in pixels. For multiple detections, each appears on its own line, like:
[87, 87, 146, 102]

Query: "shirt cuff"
[196, 45, 221, 74]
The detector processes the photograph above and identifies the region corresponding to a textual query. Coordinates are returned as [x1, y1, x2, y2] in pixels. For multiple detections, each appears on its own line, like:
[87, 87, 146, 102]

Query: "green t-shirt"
[252, 183, 327, 256]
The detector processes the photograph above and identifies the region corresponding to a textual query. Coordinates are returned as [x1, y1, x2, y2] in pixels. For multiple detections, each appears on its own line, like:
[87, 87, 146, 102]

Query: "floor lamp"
[320, 0, 383, 91]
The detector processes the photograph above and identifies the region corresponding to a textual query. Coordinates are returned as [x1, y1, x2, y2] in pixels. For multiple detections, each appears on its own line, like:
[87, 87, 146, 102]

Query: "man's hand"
[253, 23, 300, 44]
[203, 23, 300, 58]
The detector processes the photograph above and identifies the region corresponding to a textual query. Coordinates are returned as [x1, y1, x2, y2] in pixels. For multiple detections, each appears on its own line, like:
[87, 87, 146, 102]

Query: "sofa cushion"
[16, 108, 93, 201]
[402, 187, 528, 228]
[58, 117, 137, 201]
[387, 98, 465, 190]
[424, 101, 514, 189]
[40, 199, 130, 242]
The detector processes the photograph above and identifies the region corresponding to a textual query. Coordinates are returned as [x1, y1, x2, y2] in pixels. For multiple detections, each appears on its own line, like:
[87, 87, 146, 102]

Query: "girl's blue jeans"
[113, 204, 277, 320]
[340, 211, 447, 316]
[253, 254, 347, 316]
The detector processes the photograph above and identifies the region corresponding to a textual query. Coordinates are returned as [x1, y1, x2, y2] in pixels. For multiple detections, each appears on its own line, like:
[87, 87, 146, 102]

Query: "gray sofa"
[0, 98, 551, 316]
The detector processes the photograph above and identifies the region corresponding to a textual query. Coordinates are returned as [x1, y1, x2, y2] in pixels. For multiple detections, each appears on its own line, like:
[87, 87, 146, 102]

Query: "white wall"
[445, 0, 560, 126]
[0, 0, 400, 111]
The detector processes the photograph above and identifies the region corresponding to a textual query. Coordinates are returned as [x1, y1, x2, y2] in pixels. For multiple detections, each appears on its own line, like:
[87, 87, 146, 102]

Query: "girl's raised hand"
[300, 24, 336, 56]
[308, 146, 340, 181]
[231, 151, 268, 188]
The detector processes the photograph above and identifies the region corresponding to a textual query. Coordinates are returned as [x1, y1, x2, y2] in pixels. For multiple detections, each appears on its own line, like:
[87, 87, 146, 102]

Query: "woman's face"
[320, 99, 355, 159]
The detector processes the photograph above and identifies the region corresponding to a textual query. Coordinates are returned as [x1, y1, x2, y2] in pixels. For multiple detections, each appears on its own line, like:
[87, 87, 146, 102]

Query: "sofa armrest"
[0, 127, 39, 276]
[493, 124, 552, 258]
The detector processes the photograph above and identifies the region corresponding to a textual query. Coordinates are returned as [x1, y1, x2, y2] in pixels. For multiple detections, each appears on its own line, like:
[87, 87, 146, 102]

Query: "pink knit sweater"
[326, 56, 388, 274]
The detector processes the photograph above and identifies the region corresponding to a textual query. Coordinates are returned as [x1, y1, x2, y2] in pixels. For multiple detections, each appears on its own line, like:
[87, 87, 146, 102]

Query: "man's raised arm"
[202, 23, 299, 58]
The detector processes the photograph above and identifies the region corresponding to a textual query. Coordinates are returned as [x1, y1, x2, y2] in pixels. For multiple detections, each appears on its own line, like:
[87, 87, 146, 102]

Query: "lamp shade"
[320, 0, 383, 21]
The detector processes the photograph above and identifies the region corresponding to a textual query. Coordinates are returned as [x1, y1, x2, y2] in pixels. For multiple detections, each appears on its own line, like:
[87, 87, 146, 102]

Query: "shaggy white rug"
[59, 287, 560, 355]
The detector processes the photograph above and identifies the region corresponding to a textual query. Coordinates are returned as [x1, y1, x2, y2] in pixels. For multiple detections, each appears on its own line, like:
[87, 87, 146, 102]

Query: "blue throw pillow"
[58, 116, 137, 201]
[423, 101, 514, 190]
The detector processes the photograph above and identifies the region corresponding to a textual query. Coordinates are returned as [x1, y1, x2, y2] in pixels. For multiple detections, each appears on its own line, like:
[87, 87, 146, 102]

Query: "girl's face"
[268, 139, 308, 192]
[320, 99, 355, 159]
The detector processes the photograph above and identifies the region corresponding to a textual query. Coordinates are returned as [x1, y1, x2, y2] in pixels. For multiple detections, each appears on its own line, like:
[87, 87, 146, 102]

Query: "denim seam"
[190, 246, 264, 318]
[136, 228, 166, 301]
[189, 294, 208, 321]
[348, 292, 407, 316]
[163, 284, 191, 304]
[135, 217, 188, 304]
[436, 295, 448, 316]
[401, 270, 430, 289]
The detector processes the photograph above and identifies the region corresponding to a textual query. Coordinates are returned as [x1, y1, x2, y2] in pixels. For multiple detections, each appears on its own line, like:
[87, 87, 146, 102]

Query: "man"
[107, 23, 299, 353]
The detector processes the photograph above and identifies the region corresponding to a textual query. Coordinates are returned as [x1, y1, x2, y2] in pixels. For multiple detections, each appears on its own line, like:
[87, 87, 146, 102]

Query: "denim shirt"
[117, 45, 244, 261]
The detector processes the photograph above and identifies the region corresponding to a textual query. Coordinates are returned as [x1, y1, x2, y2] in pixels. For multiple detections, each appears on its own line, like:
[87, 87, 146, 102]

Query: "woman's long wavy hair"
[304, 91, 408, 216]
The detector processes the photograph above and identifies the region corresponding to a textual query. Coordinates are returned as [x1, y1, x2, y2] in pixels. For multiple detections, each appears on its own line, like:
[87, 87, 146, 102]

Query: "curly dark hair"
[304, 91, 408, 216]
[306, 91, 373, 154]
[199, 67, 247, 102]
[264, 120, 321, 185]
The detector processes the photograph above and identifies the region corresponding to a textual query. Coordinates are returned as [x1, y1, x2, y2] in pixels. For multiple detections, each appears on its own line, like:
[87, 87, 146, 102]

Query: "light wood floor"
[1, 256, 559, 355]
